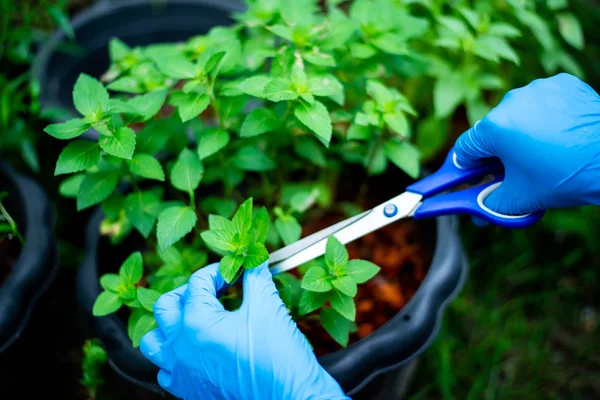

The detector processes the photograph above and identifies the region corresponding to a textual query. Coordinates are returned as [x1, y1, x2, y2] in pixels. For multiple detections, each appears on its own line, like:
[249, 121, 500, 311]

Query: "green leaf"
[100, 274, 123, 292]
[73, 74, 109, 118]
[77, 171, 119, 210]
[275, 216, 302, 245]
[132, 313, 158, 348]
[346, 260, 380, 284]
[201, 229, 237, 252]
[250, 208, 269, 243]
[233, 146, 275, 171]
[208, 214, 236, 231]
[308, 75, 344, 105]
[175, 93, 210, 122]
[516, 9, 554, 51]
[294, 100, 332, 147]
[325, 236, 348, 272]
[371, 33, 409, 55]
[298, 290, 328, 315]
[320, 308, 352, 347]
[233, 198, 253, 235]
[119, 252, 143, 284]
[197, 129, 230, 159]
[434, 74, 466, 118]
[301, 266, 332, 292]
[331, 275, 357, 297]
[474, 36, 520, 65]
[124, 191, 159, 238]
[153, 54, 197, 79]
[100, 126, 136, 159]
[293, 137, 327, 167]
[220, 253, 245, 284]
[107, 77, 142, 93]
[558, 13, 584, 50]
[59, 174, 85, 198]
[44, 118, 90, 140]
[303, 48, 336, 67]
[244, 243, 269, 269]
[128, 91, 168, 121]
[128, 154, 165, 181]
[241, 108, 280, 137]
[347, 124, 372, 141]
[109, 37, 130, 61]
[330, 289, 356, 320]
[237, 75, 270, 97]
[92, 291, 123, 316]
[201, 197, 237, 218]
[349, 42, 376, 59]
[264, 78, 299, 102]
[48, 6, 75, 39]
[384, 140, 420, 179]
[54, 140, 101, 175]
[487, 23, 521, 38]
[157, 206, 198, 250]
[171, 148, 204, 193]
[137, 287, 161, 312]
[383, 112, 409, 137]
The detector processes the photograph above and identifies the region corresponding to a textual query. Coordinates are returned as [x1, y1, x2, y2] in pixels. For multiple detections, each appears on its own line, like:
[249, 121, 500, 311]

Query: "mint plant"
[45, 0, 587, 349]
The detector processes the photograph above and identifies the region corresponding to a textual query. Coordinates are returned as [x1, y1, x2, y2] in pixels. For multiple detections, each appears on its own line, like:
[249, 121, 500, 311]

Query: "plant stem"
[189, 190, 196, 210]
[0, 201, 23, 244]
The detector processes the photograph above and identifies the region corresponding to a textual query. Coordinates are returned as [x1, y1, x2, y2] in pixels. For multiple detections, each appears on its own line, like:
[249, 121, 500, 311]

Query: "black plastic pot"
[0, 164, 59, 353]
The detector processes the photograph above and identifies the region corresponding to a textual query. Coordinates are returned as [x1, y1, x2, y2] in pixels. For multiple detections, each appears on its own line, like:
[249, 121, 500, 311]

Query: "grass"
[408, 206, 600, 399]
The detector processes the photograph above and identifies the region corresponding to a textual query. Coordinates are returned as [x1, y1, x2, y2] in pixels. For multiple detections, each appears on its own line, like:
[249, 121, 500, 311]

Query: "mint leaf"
[100, 274, 123, 292]
[157, 206, 198, 250]
[308, 75, 344, 105]
[44, 118, 90, 140]
[294, 100, 332, 147]
[320, 308, 352, 347]
[244, 243, 269, 269]
[250, 207, 269, 243]
[299, 290, 328, 315]
[346, 260, 380, 284]
[92, 291, 123, 316]
[325, 236, 348, 272]
[132, 313, 158, 348]
[137, 287, 161, 312]
[331, 275, 357, 297]
[233, 198, 253, 235]
[171, 148, 204, 193]
[208, 214, 236, 231]
[109, 37, 131, 61]
[301, 266, 332, 292]
[237, 75, 270, 97]
[77, 171, 119, 210]
[124, 191, 159, 238]
[175, 93, 210, 122]
[384, 140, 420, 179]
[264, 78, 298, 102]
[241, 108, 280, 137]
[201, 197, 237, 218]
[330, 289, 356, 320]
[434, 74, 466, 118]
[293, 137, 326, 167]
[59, 174, 85, 198]
[558, 13, 584, 50]
[107, 77, 142, 93]
[153, 54, 197, 79]
[220, 253, 245, 284]
[233, 146, 275, 171]
[128, 90, 167, 121]
[73, 74, 109, 118]
[99, 126, 136, 159]
[201, 229, 237, 252]
[383, 112, 409, 137]
[303, 48, 336, 67]
[197, 129, 230, 159]
[119, 252, 143, 284]
[275, 216, 302, 246]
[54, 140, 101, 175]
[128, 154, 165, 181]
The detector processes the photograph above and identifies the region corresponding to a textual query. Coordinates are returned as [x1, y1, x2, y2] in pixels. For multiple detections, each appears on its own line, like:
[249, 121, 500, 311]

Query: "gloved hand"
[140, 262, 349, 400]
[455, 72, 600, 215]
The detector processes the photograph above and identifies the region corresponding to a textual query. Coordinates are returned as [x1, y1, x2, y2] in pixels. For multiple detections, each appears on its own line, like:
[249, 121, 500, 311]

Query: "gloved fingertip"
[157, 369, 173, 390]
[140, 329, 166, 368]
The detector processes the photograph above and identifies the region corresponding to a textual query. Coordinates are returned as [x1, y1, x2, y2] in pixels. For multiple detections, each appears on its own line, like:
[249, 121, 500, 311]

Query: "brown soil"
[295, 212, 431, 357]
[0, 236, 21, 284]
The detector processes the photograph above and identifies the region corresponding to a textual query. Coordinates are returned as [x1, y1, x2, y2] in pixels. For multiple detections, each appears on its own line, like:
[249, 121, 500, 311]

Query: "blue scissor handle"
[408, 148, 545, 229]
[406, 146, 503, 197]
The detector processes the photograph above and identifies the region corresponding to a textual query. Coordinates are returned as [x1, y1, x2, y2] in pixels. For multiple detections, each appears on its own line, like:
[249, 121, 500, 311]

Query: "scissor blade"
[269, 191, 423, 275]
[268, 210, 371, 264]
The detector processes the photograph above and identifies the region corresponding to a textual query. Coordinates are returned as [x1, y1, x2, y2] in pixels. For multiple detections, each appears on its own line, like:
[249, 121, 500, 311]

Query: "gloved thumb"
[242, 262, 285, 311]
[454, 120, 497, 168]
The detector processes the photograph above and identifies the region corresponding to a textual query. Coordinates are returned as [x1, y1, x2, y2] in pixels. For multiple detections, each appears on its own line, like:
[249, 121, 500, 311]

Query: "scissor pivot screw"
[384, 204, 398, 217]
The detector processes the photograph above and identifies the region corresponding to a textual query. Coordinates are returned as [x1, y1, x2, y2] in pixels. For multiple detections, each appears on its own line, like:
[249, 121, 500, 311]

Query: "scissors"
[268, 147, 545, 275]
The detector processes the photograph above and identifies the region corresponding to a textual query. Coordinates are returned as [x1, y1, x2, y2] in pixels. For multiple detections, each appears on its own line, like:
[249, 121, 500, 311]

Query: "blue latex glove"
[140, 262, 349, 400]
[455, 73, 600, 215]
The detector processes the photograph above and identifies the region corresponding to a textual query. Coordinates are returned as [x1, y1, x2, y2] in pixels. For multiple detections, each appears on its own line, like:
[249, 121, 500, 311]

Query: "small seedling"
[80, 338, 107, 400]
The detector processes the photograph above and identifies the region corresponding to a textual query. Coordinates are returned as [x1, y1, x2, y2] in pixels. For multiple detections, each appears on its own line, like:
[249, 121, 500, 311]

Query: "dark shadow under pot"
[0, 164, 59, 353]
[33, 0, 468, 398]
